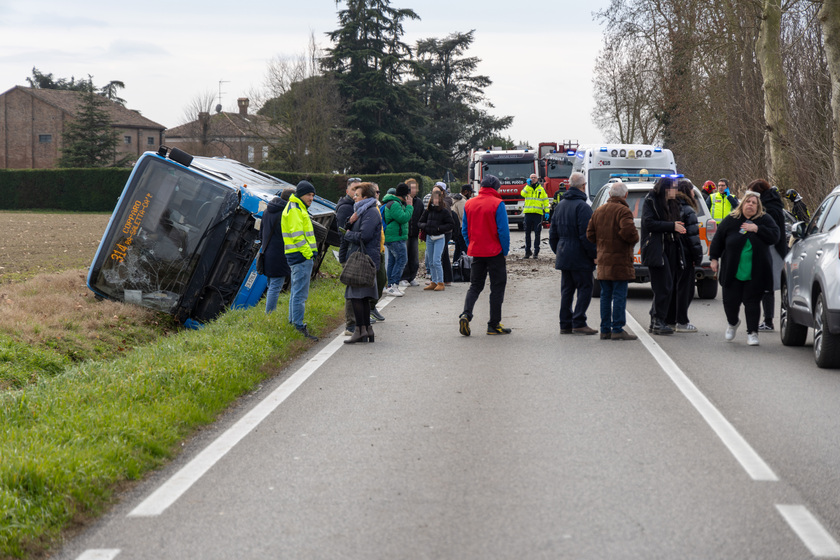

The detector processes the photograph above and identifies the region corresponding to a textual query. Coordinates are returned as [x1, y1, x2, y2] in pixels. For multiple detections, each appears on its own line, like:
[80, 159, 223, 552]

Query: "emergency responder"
[522, 173, 550, 258]
[710, 178, 739, 223]
[786, 189, 811, 223]
[701, 180, 716, 211]
[282, 180, 319, 341]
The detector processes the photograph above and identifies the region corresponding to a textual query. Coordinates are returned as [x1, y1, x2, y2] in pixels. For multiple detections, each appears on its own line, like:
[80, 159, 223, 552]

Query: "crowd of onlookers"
[259, 173, 806, 348]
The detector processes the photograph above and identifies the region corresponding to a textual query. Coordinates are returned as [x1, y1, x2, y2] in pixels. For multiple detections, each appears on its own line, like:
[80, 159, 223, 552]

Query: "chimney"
[237, 98, 249, 116]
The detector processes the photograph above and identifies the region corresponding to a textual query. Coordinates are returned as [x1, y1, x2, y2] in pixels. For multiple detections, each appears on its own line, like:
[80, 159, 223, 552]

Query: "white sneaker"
[409, 279, 419, 287]
[675, 323, 698, 333]
[725, 320, 740, 342]
[385, 285, 403, 297]
[399, 280, 410, 288]
[747, 332, 759, 346]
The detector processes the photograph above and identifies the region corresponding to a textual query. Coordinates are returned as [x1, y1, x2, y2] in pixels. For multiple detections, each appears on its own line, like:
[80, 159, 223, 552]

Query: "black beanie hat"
[395, 183, 410, 197]
[295, 180, 316, 198]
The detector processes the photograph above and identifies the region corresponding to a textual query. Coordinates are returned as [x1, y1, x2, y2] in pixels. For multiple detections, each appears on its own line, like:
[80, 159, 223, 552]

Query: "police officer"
[522, 173, 550, 258]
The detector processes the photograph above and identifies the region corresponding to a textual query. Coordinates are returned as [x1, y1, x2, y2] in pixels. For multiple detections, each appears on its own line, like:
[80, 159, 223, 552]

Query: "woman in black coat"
[418, 189, 454, 291]
[339, 182, 383, 343]
[749, 180, 788, 331]
[261, 192, 292, 314]
[640, 176, 687, 334]
[665, 180, 704, 332]
[709, 191, 780, 346]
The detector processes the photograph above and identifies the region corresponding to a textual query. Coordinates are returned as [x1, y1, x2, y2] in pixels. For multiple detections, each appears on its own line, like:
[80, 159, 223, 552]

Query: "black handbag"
[339, 238, 377, 288]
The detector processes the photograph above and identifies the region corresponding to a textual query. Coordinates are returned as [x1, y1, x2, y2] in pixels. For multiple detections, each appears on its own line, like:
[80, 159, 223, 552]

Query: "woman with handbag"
[339, 182, 382, 343]
[419, 188, 455, 291]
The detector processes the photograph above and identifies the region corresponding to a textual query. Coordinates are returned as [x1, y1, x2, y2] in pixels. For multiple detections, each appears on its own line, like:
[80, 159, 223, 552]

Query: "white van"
[571, 144, 677, 201]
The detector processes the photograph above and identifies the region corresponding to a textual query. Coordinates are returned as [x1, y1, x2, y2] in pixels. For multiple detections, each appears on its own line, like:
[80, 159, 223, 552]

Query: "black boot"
[649, 317, 674, 335]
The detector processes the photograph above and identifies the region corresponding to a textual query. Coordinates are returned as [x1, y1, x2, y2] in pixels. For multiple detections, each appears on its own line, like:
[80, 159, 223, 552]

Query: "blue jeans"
[385, 240, 408, 286]
[265, 276, 286, 314]
[599, 280, 628, 333]
[425, 236, 445, 283]
[289, 259, 313, 328]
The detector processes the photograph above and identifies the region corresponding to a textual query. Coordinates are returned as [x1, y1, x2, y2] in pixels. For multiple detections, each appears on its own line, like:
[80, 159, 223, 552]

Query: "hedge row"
[0, 168, 437, 212]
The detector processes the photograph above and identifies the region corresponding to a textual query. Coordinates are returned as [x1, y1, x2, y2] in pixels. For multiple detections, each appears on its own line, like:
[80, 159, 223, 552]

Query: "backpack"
[452, 254, 473, 282]
[380, 200, 396, 228]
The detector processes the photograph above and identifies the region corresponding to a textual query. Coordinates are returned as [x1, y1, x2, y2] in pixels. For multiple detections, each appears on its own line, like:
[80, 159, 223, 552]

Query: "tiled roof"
[5, 85, 165, 129]
[165, 111, 283, 139]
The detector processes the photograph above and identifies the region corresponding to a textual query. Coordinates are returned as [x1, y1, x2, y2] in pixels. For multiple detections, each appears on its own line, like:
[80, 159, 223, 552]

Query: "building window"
[147, 137, 155, 146]
[38, 134, 52, 143]
[124, 136, 132, 145]
[262, 146, 269, 161]
[248, 145, 255, 163]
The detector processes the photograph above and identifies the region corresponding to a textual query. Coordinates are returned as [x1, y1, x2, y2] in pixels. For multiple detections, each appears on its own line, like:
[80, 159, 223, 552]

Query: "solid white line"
[776, 505, 840, 558]
[75, 550, 121, 560]
[626, 313, 778, 481]
[127, 302, 384, 517]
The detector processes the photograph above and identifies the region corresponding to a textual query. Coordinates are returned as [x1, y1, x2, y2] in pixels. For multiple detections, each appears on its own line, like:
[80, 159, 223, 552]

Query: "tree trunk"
[756, 0, 796, 189]
[820, 0, 840, 184]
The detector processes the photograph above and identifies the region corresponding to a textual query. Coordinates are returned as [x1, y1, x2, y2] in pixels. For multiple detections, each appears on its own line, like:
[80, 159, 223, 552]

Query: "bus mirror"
[468, 168, 474, 182]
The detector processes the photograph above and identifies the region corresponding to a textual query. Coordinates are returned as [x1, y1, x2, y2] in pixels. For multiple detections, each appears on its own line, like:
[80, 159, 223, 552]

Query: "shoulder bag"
[339, 237, 377, 288]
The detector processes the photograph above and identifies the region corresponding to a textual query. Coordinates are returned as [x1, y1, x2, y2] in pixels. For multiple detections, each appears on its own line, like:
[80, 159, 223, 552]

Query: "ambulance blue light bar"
[600, 147, 608, 152]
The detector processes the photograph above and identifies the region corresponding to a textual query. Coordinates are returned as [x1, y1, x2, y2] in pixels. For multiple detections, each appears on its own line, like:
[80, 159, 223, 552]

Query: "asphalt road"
[55, 232, 840, 560]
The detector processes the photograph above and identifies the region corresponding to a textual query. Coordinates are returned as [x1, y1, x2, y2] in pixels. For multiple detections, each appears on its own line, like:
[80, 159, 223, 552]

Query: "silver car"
[781, 184, 840, 368]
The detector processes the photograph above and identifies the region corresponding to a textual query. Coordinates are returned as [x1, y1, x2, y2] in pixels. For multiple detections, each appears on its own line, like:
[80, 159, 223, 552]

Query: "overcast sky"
[0, 0, 612, 148]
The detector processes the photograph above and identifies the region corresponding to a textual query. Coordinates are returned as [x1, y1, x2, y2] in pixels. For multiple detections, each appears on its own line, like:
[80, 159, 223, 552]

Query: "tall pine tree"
[323, 0, 438, 174]
[59, 91, 130, 168]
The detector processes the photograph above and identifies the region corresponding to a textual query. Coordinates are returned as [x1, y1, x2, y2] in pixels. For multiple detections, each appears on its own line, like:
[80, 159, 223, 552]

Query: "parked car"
[780, 185, 840, 368]
[589, 176, 718, 299]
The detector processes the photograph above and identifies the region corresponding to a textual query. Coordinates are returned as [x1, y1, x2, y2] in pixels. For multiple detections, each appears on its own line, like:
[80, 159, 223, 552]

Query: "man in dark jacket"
[261, 190, 292, 314]
[757, 183, 789, 331]
[336, 177, 361, 230]
[586, 181, 639, 340]
[549, 172, 598, 335]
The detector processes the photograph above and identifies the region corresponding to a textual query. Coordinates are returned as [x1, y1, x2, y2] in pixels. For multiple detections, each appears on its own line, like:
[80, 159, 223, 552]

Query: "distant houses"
[0, 86, 165, 169]
[0, 87, 281, 169]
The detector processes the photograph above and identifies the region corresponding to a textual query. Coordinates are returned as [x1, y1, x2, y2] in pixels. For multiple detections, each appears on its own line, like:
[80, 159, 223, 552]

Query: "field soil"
[0, 212, 110, 283]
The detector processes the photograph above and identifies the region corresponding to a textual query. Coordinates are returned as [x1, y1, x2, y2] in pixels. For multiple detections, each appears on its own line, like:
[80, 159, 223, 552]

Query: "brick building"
[0, 85, 165, 169]
[164, 98, 283, 165]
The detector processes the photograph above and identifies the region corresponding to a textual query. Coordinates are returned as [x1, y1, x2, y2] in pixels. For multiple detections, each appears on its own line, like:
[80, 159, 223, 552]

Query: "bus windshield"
[89, 157, 232, 312]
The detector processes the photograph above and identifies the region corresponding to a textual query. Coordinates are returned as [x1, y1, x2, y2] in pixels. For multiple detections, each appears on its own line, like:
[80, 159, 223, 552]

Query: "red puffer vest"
[465, 187, 504, 257]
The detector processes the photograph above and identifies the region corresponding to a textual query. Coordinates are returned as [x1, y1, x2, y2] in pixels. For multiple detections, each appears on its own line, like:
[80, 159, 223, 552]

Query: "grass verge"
[0, 258, 345, 559]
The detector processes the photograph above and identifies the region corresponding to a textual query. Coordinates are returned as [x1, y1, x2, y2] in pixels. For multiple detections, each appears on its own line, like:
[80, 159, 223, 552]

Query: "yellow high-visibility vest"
[281, 195, 317, 259]
[522, 184, 549, 214]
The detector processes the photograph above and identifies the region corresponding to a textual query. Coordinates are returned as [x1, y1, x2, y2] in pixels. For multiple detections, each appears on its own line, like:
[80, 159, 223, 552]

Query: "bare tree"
[176, 90, 217, 156]
[819, 0, 840, 183]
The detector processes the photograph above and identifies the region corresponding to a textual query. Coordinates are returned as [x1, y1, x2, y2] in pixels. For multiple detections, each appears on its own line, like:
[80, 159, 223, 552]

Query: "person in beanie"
[282, 180, 319, 340]
[382, 182, 414, 297]
[458, 174, 511, 336]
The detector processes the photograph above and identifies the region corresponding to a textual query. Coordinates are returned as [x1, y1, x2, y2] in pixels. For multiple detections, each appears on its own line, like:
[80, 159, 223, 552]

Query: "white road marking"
[75, 550, 121, 560]
[776, 505, 840, 558]
[127, 295, 394, 517]
[626, 313, 778, 481]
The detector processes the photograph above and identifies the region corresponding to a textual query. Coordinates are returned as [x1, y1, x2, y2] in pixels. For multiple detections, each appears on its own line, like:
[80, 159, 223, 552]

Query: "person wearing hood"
[339, 182, 383, 344]
[260, 189, 293, 314]
[665, 179, 704, 332]
[751, 180, 788, 331]
[382, 182, 414, 297]
[282, 180, 319, 341]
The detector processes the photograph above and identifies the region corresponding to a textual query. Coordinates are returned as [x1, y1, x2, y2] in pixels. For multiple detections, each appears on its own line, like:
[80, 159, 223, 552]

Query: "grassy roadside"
[0, 258, 346, 559]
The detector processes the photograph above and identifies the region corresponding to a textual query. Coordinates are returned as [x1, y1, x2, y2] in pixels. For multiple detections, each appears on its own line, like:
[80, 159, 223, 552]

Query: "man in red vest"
[458, 174, 512, 336]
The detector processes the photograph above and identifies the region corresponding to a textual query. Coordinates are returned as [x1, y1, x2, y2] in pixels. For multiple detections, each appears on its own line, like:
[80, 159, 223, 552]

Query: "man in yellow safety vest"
[282, 180, 319, 340]
[710, 178, 739, 223]
[522, 173, 550, 258]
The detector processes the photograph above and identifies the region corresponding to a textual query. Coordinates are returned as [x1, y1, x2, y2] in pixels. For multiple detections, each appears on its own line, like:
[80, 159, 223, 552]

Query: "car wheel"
[779, 279, 807, 346]
[592, 277, 600, 298]
[813, 293, 840, 368]
[696, 277, 718, 299]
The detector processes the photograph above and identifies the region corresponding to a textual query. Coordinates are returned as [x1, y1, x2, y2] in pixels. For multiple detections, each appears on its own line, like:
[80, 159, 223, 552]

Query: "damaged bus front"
[87, 147, 338, 328]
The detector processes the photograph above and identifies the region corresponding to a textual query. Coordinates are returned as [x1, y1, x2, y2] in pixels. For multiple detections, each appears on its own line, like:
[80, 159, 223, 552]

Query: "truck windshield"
[546, 161, 573, 179]
[89, 157, 231, 313]
[483, 161, 535, 184]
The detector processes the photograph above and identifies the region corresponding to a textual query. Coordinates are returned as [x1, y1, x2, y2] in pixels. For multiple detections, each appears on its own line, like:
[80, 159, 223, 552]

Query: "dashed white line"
[127, 296, 393, 517]
[626, 313, 778, 481]
[74, 550, 120, 560]
[776, 505, 840, 558]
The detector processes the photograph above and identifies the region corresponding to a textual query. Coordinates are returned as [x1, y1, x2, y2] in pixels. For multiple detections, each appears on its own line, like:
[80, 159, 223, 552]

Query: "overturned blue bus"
[86, 147, 339, 328]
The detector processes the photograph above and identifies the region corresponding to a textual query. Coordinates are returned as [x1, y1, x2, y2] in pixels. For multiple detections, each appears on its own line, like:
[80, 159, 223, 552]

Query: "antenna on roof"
[217, 79, 229, 112]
